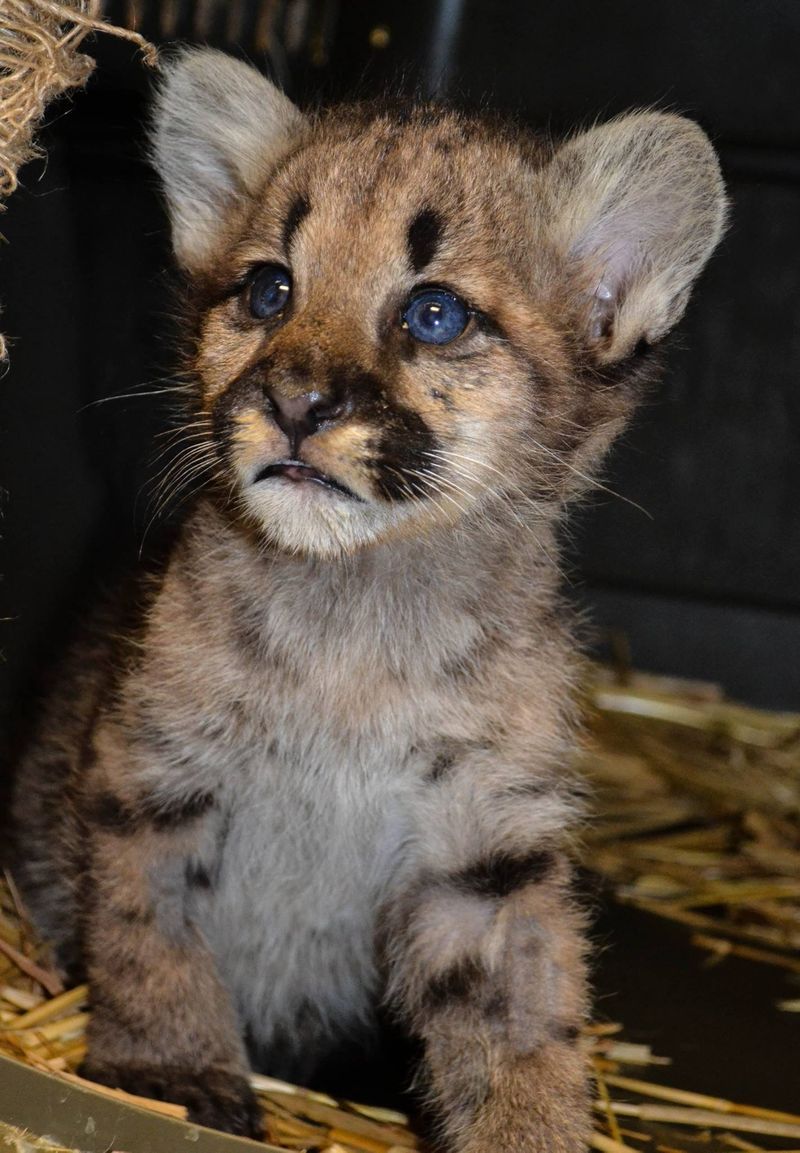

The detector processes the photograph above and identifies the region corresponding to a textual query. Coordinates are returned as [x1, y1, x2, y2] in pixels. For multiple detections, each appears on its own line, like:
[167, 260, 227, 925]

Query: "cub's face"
[192, 117, 575, 557]
[153, 50, 726, 558]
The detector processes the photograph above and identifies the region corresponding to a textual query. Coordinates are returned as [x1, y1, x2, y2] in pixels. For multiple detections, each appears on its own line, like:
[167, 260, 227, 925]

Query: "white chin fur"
[242, 481, 421, 557]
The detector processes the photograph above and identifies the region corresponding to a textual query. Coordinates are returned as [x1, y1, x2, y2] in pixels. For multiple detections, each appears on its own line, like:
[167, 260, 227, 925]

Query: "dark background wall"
[1, 0, 799, 738]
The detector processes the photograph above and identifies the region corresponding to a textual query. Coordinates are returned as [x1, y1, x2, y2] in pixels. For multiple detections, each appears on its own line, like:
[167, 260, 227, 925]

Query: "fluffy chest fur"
[199, 734, 419, 1074]
[116, 501, 568, 1074]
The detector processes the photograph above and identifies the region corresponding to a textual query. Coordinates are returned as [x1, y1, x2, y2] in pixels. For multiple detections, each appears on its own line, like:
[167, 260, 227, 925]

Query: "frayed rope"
[0, 0, 157, 359]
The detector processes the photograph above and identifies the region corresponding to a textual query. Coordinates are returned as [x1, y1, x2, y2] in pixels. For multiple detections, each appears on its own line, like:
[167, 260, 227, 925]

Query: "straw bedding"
[2, 666, 799, 1152]
[583, 667, 800, 976]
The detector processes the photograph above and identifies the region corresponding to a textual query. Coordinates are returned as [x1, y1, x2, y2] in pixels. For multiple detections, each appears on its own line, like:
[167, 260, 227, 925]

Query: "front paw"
[79, 1059, 264, 1138]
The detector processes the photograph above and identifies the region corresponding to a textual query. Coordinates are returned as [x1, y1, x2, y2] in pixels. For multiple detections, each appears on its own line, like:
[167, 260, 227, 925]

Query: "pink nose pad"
[265, 389, 348, 455]
[272, 392, 317, 425]
[266, 390, 322, 454]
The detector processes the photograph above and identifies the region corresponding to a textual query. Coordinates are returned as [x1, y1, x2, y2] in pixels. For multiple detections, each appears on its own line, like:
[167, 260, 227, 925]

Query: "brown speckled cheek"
[300, 420, 380, 494]
[395, 343, 530, 470]
[225, 409, 284, 482]
[195, 308, 266, 406]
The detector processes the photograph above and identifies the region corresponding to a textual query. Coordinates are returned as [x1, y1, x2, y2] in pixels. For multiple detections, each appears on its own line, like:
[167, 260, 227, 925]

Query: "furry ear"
[151, 48, 308, 272]
[541, 112, 727, 363]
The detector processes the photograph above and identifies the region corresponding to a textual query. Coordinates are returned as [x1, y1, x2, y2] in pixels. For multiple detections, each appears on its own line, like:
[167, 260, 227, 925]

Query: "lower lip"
[254, 463, 358, 501]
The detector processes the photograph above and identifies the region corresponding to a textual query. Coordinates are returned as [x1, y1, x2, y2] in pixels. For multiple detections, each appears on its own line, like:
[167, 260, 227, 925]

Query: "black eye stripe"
[282, 194, 310, 253]
[407, 208, 444, 273]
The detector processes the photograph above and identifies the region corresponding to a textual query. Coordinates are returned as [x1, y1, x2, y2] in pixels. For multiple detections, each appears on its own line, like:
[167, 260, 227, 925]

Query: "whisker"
[420, 448, 563, 571]
[138, 457, 219, 557]
[400, 467, 470, 518]
[381, 465, 454, 524]
[421, 448, 546, 527]
[443, 436, 648, 520]
[77, 380, 192, 414]
[147, 431, 214, 477]
[147, 444, 216, 503]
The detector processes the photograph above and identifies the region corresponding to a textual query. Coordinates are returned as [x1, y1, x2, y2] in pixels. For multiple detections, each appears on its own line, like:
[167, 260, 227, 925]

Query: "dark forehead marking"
[282, 194, 311, 253]
[407, 208, 444, 274]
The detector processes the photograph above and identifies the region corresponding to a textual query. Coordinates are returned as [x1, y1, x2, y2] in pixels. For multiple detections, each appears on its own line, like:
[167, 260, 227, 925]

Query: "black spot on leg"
[453, 850, 556, 899]
[550, 1021, 582, 1044]
[428, 751, 456, 782]
[116, 904, 155, 926]
[407, 208, 444, 273]
[84, 788, 215, 834]
[85, 792, 138, 835]
[186, 861, 213, 890]
[143, 790, 216, 831]
[282, 194, 310, 252]
[423, 956, 486, 1011]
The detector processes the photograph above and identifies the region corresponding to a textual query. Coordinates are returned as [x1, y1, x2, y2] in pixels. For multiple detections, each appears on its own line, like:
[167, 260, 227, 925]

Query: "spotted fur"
[11, 48, 726, 1147]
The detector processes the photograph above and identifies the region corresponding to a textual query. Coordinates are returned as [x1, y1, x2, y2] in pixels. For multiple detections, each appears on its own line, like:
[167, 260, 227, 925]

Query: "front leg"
[383, 751, 589, 1152]
[77, 725, 262, 1138]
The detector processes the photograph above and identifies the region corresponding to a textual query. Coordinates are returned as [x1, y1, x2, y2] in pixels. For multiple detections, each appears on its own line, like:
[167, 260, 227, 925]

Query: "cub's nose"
[265, 389, 345, 454]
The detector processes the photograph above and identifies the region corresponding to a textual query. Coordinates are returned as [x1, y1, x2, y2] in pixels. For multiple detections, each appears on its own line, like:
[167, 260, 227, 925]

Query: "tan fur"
[11, 48, 726, 1146]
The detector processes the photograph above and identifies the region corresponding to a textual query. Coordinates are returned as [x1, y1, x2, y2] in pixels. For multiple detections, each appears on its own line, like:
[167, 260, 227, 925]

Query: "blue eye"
[250, 264, 292, 320]
[402, 289, 470, 345]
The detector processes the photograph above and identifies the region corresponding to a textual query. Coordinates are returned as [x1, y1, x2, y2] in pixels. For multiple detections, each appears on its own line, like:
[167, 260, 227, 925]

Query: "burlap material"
[0, 0, 157, 358]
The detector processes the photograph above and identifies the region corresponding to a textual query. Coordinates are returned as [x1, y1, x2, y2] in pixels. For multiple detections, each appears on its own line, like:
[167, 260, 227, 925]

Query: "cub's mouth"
[254, 460, 361, 501]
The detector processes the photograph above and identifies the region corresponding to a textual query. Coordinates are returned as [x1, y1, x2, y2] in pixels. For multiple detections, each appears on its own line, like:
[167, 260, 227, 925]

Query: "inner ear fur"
[540, 111, 728, 364]
[151, 47, 308, 273]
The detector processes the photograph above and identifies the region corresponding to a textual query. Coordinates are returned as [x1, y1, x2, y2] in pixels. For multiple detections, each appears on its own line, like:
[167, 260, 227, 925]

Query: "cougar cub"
[11, 48, 726, 1148]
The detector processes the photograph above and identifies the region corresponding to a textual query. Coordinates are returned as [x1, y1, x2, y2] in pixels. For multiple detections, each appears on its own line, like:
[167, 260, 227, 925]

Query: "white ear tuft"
[151, 48, 308, 271]
[543, 112, 728, 362]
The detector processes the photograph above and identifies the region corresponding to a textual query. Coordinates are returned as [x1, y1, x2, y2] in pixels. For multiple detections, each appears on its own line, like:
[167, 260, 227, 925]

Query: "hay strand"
[601, 1102, 800, 1142]
[0, 934, 63, 996]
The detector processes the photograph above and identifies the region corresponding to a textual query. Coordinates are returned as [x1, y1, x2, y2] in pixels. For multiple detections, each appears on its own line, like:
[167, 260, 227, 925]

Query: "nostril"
[265, 388, 349, 452]
[311, 395, 349, 424]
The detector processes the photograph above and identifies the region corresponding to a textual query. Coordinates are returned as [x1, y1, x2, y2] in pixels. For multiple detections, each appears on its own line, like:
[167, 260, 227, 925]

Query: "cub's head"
[152, 48, 726, 559]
